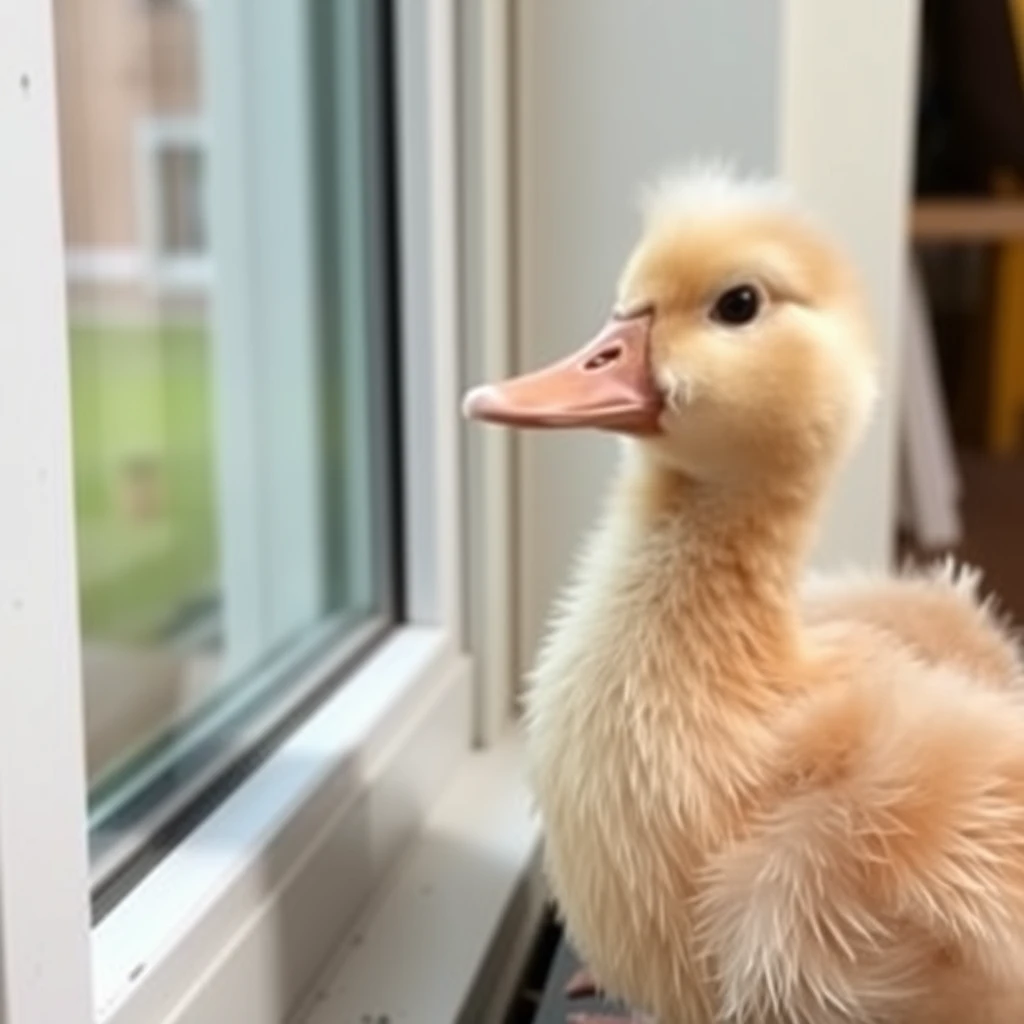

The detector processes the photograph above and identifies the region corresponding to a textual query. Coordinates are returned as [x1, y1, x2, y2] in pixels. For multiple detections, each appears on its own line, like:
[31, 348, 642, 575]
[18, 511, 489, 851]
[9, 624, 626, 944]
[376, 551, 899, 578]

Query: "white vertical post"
[426, 0, 463, 644]
[459, 0, 518, 742]
[780, 0, 921, 569]
[0, 1, 94, 1021]
[395, 0, 463, 640]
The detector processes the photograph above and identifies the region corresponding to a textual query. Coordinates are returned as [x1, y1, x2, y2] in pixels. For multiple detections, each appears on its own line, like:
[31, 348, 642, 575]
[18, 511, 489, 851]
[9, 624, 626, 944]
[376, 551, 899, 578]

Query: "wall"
[513, 0, 784, 665]
[512, 0, 920, 664]
[779, 0, 920, 571]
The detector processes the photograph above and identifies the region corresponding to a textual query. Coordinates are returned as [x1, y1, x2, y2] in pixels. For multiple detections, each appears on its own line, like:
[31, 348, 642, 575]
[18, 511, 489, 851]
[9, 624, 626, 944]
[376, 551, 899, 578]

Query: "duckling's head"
[463, 166, 877, 491]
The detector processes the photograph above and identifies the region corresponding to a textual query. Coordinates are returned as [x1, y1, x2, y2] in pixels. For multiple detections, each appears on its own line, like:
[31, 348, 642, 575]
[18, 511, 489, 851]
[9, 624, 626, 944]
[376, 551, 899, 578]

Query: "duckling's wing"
[801, 559, 1022, 690]
[698, 662, 1024, 1022]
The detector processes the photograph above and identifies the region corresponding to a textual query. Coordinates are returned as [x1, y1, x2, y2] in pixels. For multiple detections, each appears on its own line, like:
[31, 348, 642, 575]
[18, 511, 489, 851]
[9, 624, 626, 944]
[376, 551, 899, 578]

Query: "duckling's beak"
[462, 306, 662, 433]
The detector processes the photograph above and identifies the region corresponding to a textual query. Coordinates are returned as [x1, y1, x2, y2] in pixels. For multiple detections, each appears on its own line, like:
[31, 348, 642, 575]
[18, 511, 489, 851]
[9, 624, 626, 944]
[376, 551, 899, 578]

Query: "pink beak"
[462, 306, 663, 434]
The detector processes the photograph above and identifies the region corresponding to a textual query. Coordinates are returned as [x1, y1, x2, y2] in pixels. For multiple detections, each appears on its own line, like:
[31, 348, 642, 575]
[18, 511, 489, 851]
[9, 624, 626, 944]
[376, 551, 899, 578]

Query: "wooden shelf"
[912, 198, 1024, 241]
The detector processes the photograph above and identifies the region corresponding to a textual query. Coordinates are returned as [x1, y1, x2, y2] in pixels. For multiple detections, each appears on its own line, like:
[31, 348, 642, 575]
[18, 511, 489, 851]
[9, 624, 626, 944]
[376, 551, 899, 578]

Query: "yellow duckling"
[464, 167, 1024, 1024]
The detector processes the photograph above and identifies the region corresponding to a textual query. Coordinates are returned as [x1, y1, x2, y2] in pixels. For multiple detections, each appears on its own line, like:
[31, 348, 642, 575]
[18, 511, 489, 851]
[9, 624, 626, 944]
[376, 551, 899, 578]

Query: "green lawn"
[69, 322, 218, 644]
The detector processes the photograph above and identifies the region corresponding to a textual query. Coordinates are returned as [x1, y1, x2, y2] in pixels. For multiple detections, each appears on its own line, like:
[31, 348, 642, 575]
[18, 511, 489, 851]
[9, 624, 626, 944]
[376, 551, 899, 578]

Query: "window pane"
[157, 146, 205, 254]
[53, 0, 400, 900]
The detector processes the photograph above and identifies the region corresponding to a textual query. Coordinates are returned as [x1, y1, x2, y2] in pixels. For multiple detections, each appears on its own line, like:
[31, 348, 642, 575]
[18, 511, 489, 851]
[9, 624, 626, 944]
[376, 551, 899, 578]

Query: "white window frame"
[0, 4, 94, 1020]
[0, 1, 504, 1023]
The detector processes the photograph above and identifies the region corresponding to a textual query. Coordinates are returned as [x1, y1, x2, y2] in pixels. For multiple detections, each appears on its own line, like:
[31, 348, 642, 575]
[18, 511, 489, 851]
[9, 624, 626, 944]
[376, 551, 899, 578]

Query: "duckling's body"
[528, 451, 1024, 1023]
[527, 452, 804, 1021]
[802, 563, 1022, 692]
[465, 168, 1024, 1022]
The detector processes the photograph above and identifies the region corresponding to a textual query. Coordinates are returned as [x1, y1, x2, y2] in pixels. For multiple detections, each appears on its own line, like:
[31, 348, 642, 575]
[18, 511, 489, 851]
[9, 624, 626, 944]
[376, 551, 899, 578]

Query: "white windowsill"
[297, 730, 544, 1024]
[93, 625, 472, 1024]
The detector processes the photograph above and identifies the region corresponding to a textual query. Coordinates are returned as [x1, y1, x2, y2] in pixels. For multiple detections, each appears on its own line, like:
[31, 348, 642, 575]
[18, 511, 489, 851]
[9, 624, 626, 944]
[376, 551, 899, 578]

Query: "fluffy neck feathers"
[538, 446, 824, 717]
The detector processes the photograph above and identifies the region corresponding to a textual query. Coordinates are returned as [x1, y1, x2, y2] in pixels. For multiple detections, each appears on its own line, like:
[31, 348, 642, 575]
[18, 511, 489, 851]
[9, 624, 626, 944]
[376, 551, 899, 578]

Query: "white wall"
[779, 0, 920, 571]
[511, 0, 920, 663]
[514, 0, 783, 665]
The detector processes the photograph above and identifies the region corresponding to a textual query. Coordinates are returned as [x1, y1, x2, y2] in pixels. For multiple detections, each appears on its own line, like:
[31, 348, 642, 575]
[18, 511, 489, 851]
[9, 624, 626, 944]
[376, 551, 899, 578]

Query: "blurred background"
[44, 0, 1024, 989]
[905, 0, 1024, 617]
[54, 0, 401, 894]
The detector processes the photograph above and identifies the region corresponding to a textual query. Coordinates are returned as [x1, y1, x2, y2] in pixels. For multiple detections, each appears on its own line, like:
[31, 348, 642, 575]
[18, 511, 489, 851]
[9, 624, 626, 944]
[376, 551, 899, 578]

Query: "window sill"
[93, 625, 471, 1024]
[296, 729, 544, 1024]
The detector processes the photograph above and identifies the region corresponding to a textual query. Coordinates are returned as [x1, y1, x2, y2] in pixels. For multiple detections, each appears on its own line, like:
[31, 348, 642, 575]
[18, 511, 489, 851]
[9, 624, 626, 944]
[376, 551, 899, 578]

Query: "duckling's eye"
[710, 284, 761, 327]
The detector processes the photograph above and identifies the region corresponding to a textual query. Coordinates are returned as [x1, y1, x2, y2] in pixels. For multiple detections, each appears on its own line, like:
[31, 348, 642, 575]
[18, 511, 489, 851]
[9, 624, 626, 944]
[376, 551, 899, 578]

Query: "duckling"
[463, 167, 1024, 1024]
[802, 560, 1022, 692]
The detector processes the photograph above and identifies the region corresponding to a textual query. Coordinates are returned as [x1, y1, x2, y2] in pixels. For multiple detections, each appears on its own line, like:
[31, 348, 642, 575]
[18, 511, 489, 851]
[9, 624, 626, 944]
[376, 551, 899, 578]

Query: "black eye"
[710, 284, 761, 326]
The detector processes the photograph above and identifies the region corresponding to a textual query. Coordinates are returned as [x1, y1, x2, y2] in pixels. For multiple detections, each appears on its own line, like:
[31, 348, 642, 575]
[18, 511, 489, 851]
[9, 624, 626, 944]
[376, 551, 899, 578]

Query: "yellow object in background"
[988, 0, 1024, 456]
[989, 171, 1024, 455]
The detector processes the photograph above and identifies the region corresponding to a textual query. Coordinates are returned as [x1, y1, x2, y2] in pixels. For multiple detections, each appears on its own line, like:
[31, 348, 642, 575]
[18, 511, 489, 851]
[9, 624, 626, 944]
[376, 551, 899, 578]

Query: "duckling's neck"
[539, 446, 820, 714]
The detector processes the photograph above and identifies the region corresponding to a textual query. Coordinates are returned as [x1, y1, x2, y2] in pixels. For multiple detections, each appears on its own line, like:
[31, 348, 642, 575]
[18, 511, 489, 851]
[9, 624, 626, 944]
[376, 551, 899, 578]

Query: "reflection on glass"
[53, 0, 398, 894]
[56, 0, 220, 782]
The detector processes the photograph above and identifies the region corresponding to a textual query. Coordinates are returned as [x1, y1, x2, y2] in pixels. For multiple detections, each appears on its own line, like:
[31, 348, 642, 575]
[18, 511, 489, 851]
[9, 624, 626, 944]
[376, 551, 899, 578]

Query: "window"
[136, 118, 210, 289]
[156, 145, 203, 254]
[0, 0, 474, 1020]
[53, 0, 402, 901]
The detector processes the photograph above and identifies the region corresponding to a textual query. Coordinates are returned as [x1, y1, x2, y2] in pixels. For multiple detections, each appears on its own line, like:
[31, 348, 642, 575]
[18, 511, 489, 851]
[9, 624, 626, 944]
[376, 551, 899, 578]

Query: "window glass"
[156, 143, 206, 254]
[53, 0, 400, 902]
